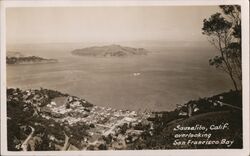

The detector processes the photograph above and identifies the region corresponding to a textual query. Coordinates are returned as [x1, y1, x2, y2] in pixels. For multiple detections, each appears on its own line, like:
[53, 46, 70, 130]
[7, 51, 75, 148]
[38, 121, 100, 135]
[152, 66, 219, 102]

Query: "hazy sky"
[6, 6, 220, 44]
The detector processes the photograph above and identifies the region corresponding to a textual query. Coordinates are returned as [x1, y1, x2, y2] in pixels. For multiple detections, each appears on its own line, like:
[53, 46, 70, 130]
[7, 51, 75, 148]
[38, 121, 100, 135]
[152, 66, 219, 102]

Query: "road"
[61, 132, 70, 151]
[217, 101, 242, 110]
[21, 126, 35, 151]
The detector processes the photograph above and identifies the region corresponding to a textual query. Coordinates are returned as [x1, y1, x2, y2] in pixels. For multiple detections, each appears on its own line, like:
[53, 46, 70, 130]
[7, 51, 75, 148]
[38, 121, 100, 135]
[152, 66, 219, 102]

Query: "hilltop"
[71, 44, 148, 57]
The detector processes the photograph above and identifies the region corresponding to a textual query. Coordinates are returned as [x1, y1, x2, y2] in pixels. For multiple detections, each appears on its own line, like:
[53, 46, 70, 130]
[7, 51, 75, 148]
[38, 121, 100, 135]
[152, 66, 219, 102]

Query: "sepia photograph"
[1, 0, 249, 155]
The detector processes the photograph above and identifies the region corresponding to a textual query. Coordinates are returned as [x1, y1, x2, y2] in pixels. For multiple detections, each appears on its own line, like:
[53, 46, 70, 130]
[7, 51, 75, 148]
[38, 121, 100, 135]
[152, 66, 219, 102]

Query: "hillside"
[71, 44, 148, 57]
[7, 88, 242, 151]
[7, 88, 149, 151]
[129, 90, 242, 149]
[132, 111, 242, 149]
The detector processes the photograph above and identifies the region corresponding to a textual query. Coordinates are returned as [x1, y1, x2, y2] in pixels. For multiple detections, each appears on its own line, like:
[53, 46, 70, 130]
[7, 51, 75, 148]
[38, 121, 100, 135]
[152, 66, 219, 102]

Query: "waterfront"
[7, 43, 232, 111]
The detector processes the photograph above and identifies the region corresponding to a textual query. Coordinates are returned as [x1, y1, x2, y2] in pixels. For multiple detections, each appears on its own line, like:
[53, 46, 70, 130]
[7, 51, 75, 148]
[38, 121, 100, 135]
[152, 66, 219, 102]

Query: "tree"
[202, 5, 241, 91]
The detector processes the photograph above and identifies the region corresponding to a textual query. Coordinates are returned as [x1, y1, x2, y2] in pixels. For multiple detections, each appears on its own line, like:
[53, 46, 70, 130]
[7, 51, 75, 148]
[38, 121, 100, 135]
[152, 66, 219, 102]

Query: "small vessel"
[133, 73, 141, 76]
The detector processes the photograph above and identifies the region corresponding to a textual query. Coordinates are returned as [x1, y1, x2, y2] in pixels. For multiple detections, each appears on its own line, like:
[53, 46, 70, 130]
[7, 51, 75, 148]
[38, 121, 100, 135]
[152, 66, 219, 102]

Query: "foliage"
[202, 5, 241, 91]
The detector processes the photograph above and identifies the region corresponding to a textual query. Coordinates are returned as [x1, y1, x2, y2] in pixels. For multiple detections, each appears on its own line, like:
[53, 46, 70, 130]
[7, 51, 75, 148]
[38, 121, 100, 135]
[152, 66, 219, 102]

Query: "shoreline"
[6, 60, 58, 65]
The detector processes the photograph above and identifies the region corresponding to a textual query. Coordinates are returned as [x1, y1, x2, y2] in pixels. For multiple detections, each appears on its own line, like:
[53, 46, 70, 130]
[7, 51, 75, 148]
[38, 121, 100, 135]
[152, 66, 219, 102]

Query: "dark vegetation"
[129, 90, 242, 149]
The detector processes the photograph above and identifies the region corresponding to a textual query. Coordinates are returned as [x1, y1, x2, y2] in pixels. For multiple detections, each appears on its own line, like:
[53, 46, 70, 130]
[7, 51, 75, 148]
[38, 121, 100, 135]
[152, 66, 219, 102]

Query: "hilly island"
[71, 44, 148, 57]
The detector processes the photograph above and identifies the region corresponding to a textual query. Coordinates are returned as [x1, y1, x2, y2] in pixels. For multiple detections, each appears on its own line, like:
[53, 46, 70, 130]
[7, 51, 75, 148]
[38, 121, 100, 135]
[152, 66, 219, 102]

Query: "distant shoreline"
[6, 56, 58, 65]
[7, 61, 58, 66]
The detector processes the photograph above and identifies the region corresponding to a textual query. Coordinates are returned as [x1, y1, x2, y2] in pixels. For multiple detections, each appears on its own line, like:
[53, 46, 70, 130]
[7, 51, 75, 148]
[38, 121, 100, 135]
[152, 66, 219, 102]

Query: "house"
[178, 110, 188, 116]
[51, 102, 56, 106]
[193, 107, 199, 112]
[124, 117, 136, 122]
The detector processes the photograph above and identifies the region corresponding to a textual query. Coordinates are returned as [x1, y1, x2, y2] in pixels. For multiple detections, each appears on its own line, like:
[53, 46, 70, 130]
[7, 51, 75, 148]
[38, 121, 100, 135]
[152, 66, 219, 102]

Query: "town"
[7, 88, 152, 150]
[7, 87, 241, 150]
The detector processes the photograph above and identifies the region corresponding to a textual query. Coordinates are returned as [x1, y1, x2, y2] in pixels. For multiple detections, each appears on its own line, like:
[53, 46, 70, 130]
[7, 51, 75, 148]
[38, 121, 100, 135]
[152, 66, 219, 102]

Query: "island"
[71, 44, 148, 57]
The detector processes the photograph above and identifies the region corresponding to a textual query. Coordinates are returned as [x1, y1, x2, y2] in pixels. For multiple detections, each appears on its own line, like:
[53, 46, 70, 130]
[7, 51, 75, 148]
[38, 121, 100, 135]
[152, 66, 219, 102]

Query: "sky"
[6, 6, 220, 44]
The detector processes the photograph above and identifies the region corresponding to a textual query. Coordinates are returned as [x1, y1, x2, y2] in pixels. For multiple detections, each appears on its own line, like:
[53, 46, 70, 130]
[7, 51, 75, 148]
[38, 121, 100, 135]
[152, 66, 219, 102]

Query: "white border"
[0, 0, 249, 156]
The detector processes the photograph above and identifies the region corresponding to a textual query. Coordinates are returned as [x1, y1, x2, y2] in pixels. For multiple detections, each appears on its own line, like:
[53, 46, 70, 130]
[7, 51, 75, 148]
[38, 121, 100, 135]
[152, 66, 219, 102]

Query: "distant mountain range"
[7, 51, 57, 65]
[71, 44, 148, 57]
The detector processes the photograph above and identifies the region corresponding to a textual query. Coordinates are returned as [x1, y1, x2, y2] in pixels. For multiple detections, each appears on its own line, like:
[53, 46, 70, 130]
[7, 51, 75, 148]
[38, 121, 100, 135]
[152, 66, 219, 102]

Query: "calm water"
[7, 43, 232, 111]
